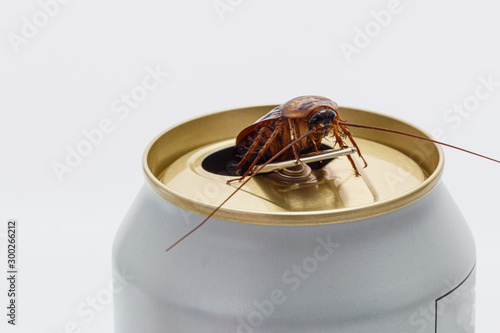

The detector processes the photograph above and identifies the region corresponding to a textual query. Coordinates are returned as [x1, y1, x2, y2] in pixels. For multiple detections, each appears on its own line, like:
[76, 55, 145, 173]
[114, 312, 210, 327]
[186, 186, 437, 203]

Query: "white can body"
[112, 182, 475, 333]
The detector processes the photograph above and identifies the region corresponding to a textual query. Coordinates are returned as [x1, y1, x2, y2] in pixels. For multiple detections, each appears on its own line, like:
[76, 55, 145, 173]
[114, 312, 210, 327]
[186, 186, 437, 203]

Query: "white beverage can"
[113, 104, 475, 333]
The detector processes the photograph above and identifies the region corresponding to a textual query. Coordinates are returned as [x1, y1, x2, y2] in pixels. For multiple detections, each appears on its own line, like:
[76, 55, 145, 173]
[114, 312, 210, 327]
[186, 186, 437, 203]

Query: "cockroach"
[166, 95, 500, 252]
[230, 95, 367, 182]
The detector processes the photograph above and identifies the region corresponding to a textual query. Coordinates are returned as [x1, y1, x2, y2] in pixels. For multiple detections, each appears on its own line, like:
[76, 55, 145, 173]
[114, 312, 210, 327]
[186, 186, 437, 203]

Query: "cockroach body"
[232, 95, 367, 181]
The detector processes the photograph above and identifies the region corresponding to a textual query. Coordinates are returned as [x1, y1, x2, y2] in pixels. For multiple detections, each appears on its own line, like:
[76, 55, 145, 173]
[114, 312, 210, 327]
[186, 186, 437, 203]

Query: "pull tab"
[253, 147, 357, 176]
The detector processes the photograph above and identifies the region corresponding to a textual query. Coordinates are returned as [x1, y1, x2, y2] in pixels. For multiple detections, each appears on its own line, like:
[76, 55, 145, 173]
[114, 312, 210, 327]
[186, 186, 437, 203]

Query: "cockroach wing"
[235, 106, 282, 146]
[280, 96, 338, 119]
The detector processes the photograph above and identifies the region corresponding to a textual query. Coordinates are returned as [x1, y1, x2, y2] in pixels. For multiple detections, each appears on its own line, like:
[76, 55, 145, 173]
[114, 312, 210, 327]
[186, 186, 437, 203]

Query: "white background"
[1, 0, 500, 332]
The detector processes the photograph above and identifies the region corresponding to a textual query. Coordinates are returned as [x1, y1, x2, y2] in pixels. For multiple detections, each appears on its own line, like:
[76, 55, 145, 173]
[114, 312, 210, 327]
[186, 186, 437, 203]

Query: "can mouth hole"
[201, 146, 239, 176]
[201, 144, 335, 176]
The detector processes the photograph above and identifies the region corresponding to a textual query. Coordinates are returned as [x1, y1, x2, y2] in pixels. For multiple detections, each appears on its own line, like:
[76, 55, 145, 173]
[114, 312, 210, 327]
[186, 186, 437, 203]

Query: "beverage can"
[113, 104, 475, 333]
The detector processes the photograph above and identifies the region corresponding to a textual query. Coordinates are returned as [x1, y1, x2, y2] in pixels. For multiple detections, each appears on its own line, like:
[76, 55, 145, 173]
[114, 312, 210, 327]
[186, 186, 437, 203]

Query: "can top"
[143, 105, 444, 226]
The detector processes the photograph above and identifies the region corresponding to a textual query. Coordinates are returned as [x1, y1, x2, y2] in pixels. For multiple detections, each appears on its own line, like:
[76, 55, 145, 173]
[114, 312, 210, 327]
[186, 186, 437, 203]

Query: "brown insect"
[166, 95, 500, 252]
[230, 95, 366, 182]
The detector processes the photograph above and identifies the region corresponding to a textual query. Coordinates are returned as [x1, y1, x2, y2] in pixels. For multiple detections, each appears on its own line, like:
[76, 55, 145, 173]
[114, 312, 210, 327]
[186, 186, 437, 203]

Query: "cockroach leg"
[227, 120, 285, 184]
[235, 125, 268, 173]
[338, 121, 368, 168]
[313, 139, 320, 154]
[331, 123, 361, 176]
[287, 119, 301, 161]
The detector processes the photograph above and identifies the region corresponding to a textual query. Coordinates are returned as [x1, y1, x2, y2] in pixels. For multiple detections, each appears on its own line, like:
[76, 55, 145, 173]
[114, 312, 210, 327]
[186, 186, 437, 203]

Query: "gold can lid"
[143, 105, 444, 226]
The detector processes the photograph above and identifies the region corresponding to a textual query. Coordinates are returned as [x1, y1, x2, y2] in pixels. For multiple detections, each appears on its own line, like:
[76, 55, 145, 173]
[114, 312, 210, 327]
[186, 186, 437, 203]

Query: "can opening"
[201, 146, 236, 176]
[201, 144, 335, 176]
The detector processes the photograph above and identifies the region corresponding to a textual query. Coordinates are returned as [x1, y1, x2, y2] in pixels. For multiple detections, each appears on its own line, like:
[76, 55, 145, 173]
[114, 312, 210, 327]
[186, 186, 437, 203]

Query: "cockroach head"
[308, 108, 338, 130]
